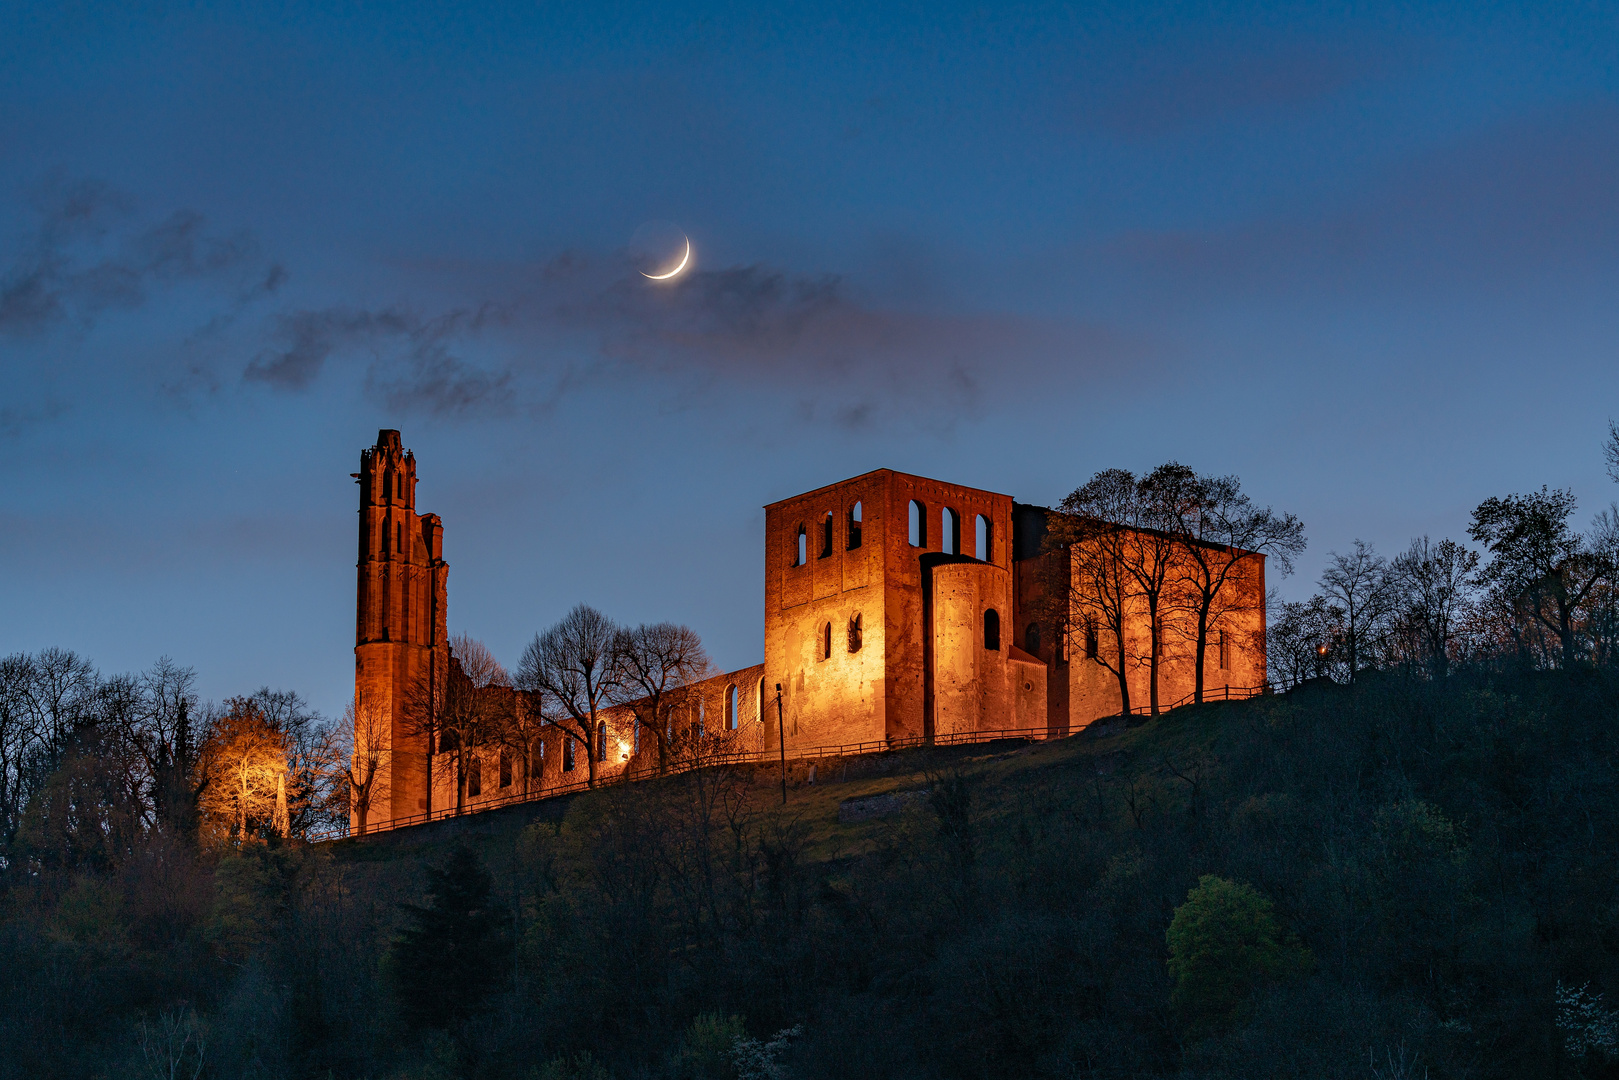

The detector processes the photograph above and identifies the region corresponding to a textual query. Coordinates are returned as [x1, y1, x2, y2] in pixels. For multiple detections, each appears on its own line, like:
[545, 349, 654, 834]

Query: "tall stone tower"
[353, 429, 448, 829]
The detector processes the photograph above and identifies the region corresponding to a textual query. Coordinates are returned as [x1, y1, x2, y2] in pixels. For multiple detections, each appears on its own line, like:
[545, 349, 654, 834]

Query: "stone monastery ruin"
[351, 430, 1267, 833]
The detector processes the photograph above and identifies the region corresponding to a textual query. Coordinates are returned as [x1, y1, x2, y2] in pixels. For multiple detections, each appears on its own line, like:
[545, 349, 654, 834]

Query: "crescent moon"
[641, 236, 691, 280]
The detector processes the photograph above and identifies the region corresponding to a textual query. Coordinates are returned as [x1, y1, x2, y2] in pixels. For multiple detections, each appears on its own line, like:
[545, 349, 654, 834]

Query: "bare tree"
[1042, 504, 1136, 718]
[398, 635, 512, 818]
[1389, 537, 1479, 678]
[1058, 469, 1179, 714]
[1146, 463, 1306, 702]
[249, 688, 340, 837]
[197, 696, 289, 845]
[451, 632, 509, 688]
[441, 635, 511, 814]
[1606, 419, 1619, 485]
[516, 605, 621, 789]
[1319, 540, 1396, 681]
[0, 652, 39, 850]
[1589, 507, 1619, 667]
[342, 695, 392, 836]
[1266, 590, 1345, 687]
[134, 658, 205, 839]
[613, 622, 712, 775]
[139, 1006, 207, 1080]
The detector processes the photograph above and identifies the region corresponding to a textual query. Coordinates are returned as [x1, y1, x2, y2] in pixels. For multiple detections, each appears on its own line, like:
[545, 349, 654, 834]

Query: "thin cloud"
[242, 249, 1139, 428]
[248, 304, 516, 417]
[0, 177, 281, 337]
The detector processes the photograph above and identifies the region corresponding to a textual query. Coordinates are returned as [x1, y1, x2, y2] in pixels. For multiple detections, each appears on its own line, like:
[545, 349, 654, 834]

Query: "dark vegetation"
[3, 665, 1619, 1078]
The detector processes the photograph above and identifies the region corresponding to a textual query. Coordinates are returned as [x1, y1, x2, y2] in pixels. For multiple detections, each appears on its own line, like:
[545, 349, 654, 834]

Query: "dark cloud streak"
[247, 253, 1133, 428]
[0, 178, 282, 337]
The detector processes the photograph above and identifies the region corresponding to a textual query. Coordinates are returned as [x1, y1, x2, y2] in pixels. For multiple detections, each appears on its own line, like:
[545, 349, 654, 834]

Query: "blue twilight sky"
[3, 0, 1618, 720]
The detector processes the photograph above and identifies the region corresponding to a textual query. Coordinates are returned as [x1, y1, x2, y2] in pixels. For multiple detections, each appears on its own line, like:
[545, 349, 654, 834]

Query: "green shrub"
[1166, 875, 1312, 1038]
[667, 1013, 747, 1080]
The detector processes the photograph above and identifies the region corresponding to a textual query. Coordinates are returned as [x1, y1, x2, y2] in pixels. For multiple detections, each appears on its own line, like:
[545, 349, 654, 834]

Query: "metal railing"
[1123, 682, 1271, 717]
[1117, 676, 1327, 717]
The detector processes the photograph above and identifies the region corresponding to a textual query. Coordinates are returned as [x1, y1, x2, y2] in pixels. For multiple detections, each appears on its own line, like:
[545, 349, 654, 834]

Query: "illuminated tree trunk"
[273, 771, 289, 837]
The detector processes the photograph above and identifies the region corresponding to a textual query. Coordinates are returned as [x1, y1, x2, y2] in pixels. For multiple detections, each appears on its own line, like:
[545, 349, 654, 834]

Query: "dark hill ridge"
[4, 669, 1617, 1079]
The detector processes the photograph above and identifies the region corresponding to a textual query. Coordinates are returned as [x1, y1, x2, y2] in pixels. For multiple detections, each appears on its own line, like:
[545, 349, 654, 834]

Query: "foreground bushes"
[1, 665, 1617, 1078]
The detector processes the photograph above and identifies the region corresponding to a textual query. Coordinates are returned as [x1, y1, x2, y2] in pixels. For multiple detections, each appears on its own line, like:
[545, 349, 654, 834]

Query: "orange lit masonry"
[351, 431, 1267, 833]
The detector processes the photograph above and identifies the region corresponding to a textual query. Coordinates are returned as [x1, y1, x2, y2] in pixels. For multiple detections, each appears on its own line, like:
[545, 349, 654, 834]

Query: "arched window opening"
[726, 685, 738, 730]
[499, 750, 513, 788]
[533, 738, 545, 774]
[793, 525, 807, 567]
[695, 699, 705, 740]
[1085, 618, 1100, 659]
[908, 500, 926, 547]
[396, 473, 403, 499]
[1026, 622, 1041, 655]
[758, 678, 767, 723]
[941, 508, 960, 555]
[847, 502, 863, 549]
[598, 721, 608, 760]
[564, 737, 575, 772]
[984, 609, 1001, 651]
[821, 622, 833, 660]
[847, 612, 863, 653]
[396, 523, 403, 553]
[820, 512, 834, 558]
[975, 514, 991, 561]
[468, 757, 482, 797]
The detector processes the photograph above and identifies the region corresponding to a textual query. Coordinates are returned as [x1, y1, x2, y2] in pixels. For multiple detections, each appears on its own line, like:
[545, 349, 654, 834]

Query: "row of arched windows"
[791, 499, 995, 564]
[790, 502, 864, 567]
[908, 500, 992, 561]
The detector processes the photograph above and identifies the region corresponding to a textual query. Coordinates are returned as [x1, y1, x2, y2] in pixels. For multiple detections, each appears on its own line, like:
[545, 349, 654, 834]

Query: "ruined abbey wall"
[352, 434, 1267, 831]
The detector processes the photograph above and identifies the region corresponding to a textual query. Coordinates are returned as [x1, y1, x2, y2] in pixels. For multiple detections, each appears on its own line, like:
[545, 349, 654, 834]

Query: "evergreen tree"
[391, 844, 512, 1029]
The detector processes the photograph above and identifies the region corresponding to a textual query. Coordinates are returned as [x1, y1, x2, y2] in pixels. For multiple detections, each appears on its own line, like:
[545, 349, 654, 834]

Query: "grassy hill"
[5, 666, 1619, 1079]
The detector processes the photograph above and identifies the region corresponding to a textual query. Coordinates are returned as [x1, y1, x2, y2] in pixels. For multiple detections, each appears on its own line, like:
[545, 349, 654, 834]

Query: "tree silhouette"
[391, 843, 512, 1029]
[517, 605, 621, 788]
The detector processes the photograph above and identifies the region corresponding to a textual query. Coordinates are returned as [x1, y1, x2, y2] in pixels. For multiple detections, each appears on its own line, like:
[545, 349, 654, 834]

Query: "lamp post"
[775, 683, 787, 805]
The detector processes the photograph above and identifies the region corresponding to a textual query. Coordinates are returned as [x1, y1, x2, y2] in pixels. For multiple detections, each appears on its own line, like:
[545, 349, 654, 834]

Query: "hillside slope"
[3, 668, 1617, 1079]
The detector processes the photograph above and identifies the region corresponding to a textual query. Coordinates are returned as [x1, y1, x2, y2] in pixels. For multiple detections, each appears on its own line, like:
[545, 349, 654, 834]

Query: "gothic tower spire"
[353, 429, 448, 829]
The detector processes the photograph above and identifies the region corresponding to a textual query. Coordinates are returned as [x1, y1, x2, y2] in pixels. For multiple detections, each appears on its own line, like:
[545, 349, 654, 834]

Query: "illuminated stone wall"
[354, 440, 1268, 829]
[353, 429, 448, 830]
[1012, 506, 1268, 731]
[762, 470, 1034, 749]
